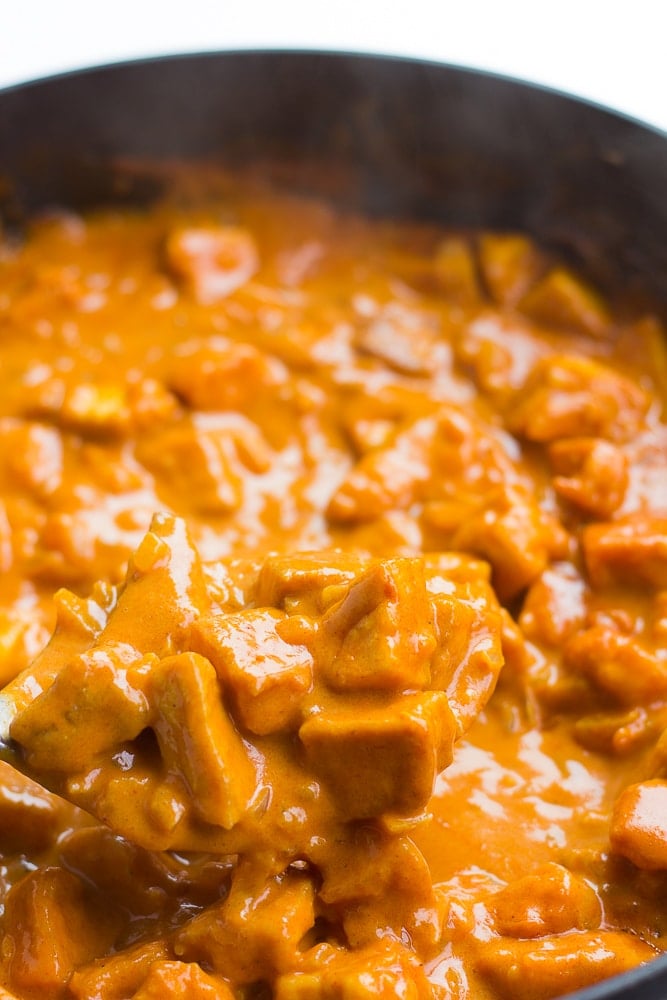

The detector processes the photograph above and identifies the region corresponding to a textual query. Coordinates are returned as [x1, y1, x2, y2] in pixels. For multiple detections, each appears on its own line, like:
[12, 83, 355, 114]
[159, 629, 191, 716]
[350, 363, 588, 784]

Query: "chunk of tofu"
[10, 642, 154, 773]
[354, 303, 438, 376]
[151, 651, 257, 829]
[133, 961, 235, 999]
[164, 225, 258, 304]
[549, 437, 628, 518]
[519, 267, 611, 337]
[477, 233, 541, 307]
[69, 941, 171, 1000]
[611, 780, 667, 870]
[509, 354, 650, 443]
[274, 940, 432, 1000]
[138, 415, 271, 516]
[189, 609, 313, 734]
[451, 490, 564, 599]
[317, 831, 441, 956]
[0, 419, 63, 500]
[478, 930, 657, 1000]
[0, 762, 67, 853]
[299, 692, 456, 819]
[25, 376, 176, 439]
[434, 236, 481, 304]
[327, 417, 436, 523]
[254, 552, 361, 612]
[320, 559, 436, 691]
[2, 869, 119, 995]
[174, 870, 315, 984]
[428, 586, 504, 736]
[168, 338, 284, 412]
[519, 564, 588, 647]
[564, 625, 667, 706]
[489, 863, 601, 937]
[583, 516, 667, 589]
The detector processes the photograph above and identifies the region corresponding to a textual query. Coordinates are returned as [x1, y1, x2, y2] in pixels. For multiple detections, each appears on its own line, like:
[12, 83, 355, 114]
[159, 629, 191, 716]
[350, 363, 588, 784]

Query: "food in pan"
[0, 177, 665, 999]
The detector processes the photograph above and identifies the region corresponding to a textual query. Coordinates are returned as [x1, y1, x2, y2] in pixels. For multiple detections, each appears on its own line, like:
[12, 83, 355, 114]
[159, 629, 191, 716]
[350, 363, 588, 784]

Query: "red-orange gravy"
[0, 179, 665, 1000]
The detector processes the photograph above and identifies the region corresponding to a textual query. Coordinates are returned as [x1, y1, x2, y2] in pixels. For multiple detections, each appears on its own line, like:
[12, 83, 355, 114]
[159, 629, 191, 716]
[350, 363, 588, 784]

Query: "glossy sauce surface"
[0, 179, 665, 1000]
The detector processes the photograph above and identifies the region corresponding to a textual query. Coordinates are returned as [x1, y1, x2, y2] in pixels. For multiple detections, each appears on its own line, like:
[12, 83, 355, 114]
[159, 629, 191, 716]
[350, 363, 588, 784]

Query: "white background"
[1, 0, 666, 133]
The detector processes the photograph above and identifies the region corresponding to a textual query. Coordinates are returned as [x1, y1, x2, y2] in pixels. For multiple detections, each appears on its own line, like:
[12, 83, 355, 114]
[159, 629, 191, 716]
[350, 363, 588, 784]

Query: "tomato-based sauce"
[0, 178, 665, 999]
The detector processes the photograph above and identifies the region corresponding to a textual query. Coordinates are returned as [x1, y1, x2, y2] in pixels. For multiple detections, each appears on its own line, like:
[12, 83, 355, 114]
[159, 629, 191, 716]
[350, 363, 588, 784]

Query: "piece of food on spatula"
[0, 512, 505, 857]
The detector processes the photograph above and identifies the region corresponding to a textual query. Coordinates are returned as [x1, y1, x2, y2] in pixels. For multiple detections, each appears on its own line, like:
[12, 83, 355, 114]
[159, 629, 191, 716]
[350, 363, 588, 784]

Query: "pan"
[1, 50, 666, 1000]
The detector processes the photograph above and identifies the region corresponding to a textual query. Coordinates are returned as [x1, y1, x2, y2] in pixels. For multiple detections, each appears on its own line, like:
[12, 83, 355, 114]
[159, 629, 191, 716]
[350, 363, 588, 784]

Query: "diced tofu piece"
[0, 762, 67, 853]
[2, 868, 119, 995]
[354, 303, 438, 375]
[327, 417, 436, 523]
[477, 233, 541, 306]
[299, 692, 456, 819]
[455, 314, 547, 397]
[489, 863, 601, 937]
[434, 236, 481, 304]
[274, 940, 432, 1000]
[133, 961, 235, 999]
[10, 642, 154, 772]
[320, 559, 436, 691]
[478, 930, 657, 1000]
[126, 378, 179, 430]
[451, 490, 563, 599]
[138, 419, 247, 515]
[189, 609, 313, 734]
[549, 437, 628, 517]
[34, 504, 140, 589]
[168, 338, 284, 412]
[519, 564, 588, 647]
[89, 771, 193, 852]
[0, 583, 114, 741]
[62, 382, 132, 433]
[564, 625, 667, 705]
[429, 583, 504, 736]
[422, 550, 493, 585]
[318, 831, 429, 906]
[519, 267, 611, 337]
[174, 870, 315, 984]
[340, 510, 423, 558]
[583, 516, 667, 589]
[317, 832, 440, 956]
[27, 380, 131, 435]
[22, 377, 176, 437]
[611, 780, 667, 870]
[53, 582, 117, 641]
[69, 941, 171, 1000]
[164, 225, 259, 305]
[508, 355, 650, 443]
[254, 552, 361, 612]
[1, 419, 63, 500]
[91, 513, 207, 662]
[164, 225, 259, 303]
[151, 651, 257, 829]
[0, 611, 32, 688]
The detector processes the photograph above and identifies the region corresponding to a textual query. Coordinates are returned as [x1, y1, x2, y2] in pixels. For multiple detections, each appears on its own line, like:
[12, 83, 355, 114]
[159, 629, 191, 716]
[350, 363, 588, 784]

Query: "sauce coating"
[0, 180, 666, 999]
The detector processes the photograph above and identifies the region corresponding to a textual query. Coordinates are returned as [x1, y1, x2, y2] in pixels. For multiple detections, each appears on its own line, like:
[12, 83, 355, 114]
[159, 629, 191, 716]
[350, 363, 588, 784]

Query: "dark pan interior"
[1, 50, 667, 310]
[1, 49, 667, 1000]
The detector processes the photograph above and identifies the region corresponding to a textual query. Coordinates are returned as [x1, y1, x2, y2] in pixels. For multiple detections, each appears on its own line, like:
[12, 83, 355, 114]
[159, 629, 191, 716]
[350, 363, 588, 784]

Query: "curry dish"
[0, 177, 665, 1000]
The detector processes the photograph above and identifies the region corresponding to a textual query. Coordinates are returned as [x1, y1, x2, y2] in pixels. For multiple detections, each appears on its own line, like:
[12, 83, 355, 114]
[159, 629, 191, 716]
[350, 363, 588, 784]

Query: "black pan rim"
[0, 45, 665, 144]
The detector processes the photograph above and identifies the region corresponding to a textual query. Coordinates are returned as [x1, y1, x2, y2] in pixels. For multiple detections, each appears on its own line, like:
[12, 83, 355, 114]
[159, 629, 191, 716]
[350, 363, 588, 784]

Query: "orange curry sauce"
[0, 179, 665, 1000]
